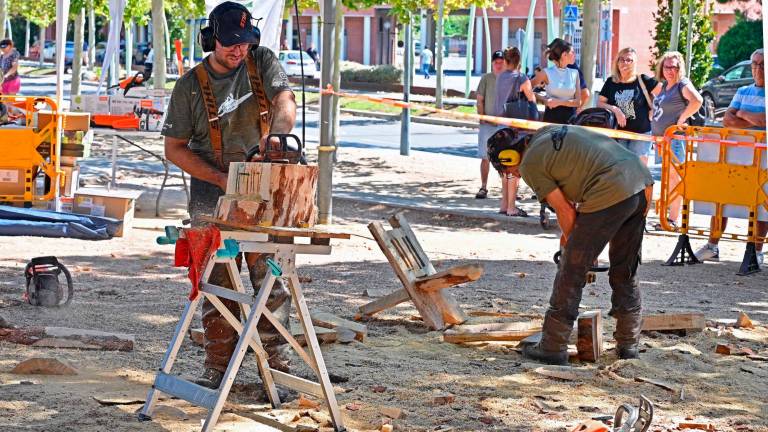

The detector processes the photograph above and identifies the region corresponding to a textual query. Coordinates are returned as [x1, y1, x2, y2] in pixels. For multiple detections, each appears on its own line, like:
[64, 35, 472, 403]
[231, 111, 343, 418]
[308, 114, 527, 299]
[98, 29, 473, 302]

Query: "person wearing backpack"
[651, 51, 703, 228]
[491, 47, 537, 217]
[598, 47, 661, 165]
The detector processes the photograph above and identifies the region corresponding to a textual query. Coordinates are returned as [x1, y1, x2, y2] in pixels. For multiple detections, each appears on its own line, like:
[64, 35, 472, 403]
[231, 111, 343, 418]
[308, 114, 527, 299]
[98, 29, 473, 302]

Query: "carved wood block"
[214, 162, 318, 228]
[576, 310, 603, 362]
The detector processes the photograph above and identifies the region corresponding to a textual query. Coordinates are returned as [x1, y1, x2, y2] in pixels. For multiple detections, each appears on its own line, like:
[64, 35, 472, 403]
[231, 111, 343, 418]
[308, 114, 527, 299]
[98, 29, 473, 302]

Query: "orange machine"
[0, 96, 62, 203]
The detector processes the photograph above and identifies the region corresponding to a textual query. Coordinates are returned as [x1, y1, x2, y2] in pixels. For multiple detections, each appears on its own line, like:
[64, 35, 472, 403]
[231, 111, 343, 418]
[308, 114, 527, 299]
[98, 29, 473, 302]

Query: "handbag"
[503, 73, 538, 120]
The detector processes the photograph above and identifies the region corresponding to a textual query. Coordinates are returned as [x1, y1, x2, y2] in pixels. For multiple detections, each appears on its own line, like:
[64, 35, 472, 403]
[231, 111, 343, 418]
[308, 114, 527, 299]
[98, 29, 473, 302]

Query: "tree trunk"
[435, 0, 445, 109]
[38, 25, 45, 67]
[214, 162, 319, 228]
[482, 8, 490, 73]
[580, 0, 600, 92]
[125, 19, 133, 74]
[331, 5, 343, 146]
[25, 20, 30, 57]
[152, 0, 166, 90]
[71, 8, 85, 96]
[670, 0, 682, 52]
[464, 5, 475, 97]
[88, 3, 95, 70]
[0, 0, 6, 39]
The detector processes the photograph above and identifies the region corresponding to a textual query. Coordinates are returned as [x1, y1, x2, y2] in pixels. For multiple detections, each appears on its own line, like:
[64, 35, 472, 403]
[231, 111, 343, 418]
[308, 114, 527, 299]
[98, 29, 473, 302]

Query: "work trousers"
[542, 191, 647, 352]
[190, 177, 292, 373]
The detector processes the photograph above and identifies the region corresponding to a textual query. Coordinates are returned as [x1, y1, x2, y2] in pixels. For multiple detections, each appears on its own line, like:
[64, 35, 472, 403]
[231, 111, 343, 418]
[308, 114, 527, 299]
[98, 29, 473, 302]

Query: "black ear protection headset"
[199, 4, 261, 52]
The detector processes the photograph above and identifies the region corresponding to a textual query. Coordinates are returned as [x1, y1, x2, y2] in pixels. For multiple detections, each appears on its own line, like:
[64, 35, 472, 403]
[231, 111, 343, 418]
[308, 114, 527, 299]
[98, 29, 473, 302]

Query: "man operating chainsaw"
[488, 126, 654, 365]
[162, 2, 297, 390]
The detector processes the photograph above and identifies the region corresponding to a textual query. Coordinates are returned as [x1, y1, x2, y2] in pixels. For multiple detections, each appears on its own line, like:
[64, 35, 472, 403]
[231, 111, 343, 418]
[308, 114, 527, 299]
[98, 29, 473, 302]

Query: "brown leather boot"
[194, 368, 224, 389]
[614, 313, 642, 360]
[522, 313, 573, 365]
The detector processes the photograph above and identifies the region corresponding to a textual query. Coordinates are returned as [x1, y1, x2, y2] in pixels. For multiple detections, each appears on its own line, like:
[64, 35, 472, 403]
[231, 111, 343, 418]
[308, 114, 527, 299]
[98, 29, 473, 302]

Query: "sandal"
[507, 208, 529, 217]
[475, 187, 488, 199]
[653, 218, 678, 230]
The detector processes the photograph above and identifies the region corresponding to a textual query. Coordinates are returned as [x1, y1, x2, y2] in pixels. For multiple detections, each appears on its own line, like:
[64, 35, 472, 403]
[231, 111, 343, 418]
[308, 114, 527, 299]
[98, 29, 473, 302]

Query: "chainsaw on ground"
[571, 395, 653, 432]
[24, 256, 74, 307]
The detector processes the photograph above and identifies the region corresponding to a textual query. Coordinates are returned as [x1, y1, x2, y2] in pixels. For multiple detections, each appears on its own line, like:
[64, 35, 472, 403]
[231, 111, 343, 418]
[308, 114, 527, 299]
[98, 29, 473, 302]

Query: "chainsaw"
[571, 395, 654, 432]
[245, 133, 304, 164]
[24, 256, 74, 307]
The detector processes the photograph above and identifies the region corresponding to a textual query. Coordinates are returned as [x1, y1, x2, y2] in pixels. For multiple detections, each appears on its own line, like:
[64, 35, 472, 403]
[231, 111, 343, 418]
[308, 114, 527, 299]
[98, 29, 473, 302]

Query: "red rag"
[173, 225, 222, 300]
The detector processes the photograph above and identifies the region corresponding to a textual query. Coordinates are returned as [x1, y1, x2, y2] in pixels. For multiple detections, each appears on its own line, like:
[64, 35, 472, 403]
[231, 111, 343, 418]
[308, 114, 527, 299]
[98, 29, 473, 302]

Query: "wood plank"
[641, 313, 705, 332]
[199, 215, 350, 239]
[357, 288, 410, 318]
[0, 327, 134, 351]
[368, 221, 445, 329]
[290, 325, 337, 346]
[414, 264, 483, 293]
[382, 214, 468, 327]
[311, 312, 367, 342]
[443, 322, 541, 343]
[576, 311, 603, 362]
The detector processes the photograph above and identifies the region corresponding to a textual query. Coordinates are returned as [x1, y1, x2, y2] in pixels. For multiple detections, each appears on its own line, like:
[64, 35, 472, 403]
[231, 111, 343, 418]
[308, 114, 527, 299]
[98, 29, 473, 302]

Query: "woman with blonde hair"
[651, 51, 703, 227]
[598, 47, 661, 164]
[491, 46, 537, 217]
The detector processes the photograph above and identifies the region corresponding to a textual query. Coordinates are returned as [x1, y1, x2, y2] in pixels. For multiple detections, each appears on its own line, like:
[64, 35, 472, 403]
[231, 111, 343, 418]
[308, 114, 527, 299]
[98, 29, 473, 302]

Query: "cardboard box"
[60, 165, 80, 197]
[71, 94, 110, 114]
[0, 168, 26, 197]
[73, 188, 143, 237]
[36, 111, 91, 132]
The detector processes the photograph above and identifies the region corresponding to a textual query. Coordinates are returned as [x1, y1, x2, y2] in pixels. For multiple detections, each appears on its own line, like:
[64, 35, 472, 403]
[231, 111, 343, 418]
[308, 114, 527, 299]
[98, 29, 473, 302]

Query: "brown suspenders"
[194, 50, 271, 172]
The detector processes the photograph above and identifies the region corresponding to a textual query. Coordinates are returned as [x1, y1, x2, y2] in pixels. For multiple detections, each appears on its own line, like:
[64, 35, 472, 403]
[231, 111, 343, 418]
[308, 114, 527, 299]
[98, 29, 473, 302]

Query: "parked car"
[278, 50, 315, 77]
[43, 41, 55, 60]
[699, 60, 754, 121]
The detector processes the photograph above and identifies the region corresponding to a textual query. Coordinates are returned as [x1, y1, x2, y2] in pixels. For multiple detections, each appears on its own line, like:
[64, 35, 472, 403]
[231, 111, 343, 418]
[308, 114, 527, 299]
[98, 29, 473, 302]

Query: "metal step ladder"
[139, 228, 346, 431]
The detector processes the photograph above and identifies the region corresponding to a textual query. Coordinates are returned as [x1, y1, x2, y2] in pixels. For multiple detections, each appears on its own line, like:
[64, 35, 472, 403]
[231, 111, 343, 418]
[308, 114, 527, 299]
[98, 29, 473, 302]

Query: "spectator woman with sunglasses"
[598, 47, 661, 165]
[651, 51, 703, 228]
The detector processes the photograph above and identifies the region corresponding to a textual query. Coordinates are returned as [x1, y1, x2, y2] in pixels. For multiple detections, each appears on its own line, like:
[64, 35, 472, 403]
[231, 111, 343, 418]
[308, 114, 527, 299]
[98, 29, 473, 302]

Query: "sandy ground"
[1, 135, 767, 432]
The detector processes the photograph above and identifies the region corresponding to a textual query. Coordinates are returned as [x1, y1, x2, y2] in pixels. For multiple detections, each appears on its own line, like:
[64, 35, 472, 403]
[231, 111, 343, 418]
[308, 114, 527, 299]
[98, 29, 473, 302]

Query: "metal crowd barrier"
[657, 125, 767, 274]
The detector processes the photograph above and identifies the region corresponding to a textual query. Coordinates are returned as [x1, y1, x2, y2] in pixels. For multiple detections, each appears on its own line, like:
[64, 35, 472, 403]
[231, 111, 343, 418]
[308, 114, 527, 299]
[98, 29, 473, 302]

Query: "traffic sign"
[563, 5, 579, 23]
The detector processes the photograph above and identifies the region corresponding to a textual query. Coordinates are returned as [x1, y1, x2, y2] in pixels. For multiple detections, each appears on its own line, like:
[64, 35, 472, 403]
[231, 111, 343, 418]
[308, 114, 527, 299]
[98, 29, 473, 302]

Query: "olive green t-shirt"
[476, 72, 496, 115]
[519, 125, 653, 213]
[161, 46, 292, 167]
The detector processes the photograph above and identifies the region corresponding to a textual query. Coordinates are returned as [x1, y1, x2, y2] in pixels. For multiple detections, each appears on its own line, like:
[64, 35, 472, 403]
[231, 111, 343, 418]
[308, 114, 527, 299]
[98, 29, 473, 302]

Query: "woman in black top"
[598, 47, 662, 165]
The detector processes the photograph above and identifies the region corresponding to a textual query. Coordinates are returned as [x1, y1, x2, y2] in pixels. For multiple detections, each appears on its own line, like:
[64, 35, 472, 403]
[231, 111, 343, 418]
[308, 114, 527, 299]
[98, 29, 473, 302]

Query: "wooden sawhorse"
[140, 221, 350, 431]
[357, 212, 482, 330]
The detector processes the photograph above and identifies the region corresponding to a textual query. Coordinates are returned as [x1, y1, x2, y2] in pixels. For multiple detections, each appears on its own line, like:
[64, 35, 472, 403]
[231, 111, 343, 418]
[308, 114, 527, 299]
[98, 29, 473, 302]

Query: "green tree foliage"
[165, 0, 204, 42]
[650, 0, 715, 88]
[13, 0, 56, 27]
[717, 14, 763, 69]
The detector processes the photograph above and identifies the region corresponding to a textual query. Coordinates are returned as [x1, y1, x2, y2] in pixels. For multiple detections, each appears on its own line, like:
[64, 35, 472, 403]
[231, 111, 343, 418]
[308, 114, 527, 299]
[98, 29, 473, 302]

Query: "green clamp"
[216, 239, 240, 259]
[157, 226, 180, 245]
[266, 258, 282, 277]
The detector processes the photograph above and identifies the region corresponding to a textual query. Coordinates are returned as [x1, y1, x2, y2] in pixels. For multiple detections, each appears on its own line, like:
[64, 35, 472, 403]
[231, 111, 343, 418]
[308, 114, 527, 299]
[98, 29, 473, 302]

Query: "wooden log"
[199, 215, 350, 239]
[413, 264, 484, 293]
[215, 162, 318, 228]
[443, 322, 541, 343]
[641, 313, 705, 332]
[576, 311, 603, 362]
[0, 326, 134, 351]
[311, 311, 367, 342]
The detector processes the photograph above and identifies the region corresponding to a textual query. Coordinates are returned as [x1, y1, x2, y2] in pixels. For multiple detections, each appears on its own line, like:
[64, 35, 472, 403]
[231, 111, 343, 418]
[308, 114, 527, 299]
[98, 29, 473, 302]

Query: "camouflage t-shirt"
[161, 46, 292, 168]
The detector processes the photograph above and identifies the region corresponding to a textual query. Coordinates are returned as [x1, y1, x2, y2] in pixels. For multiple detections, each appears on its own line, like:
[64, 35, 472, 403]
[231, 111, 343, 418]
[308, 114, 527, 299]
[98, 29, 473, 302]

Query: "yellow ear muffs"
[498, 149, 521, 166]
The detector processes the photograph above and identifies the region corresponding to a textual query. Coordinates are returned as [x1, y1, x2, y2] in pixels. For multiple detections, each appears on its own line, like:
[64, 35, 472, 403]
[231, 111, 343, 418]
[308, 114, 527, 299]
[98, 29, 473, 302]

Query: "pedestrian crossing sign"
[564, 5, 579, 23]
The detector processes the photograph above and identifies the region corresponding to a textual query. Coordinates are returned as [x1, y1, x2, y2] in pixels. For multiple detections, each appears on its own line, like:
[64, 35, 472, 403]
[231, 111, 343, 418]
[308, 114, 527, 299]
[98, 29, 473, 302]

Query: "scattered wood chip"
[515, 272, 526, 278]
[298, 394, 320, 409]
[678, 422, 716, 431]
[432, 392, 455, 405]
[345, 402, 361, 411]
[371, 385, 387, 393]
[747, 355, 768, 362]
[479, 416, 494, 425]
[380, 424, 393, 432]
[532, 366, 584, 381]
[715, 344, 733, 355]
[308, 410, 331, 427]
[634, 376, 676, 392]
[736, 312, 754, 329]
[11, 357, 78, 375]
[298, 275, 313, 283]
[380, 406, 406, 419]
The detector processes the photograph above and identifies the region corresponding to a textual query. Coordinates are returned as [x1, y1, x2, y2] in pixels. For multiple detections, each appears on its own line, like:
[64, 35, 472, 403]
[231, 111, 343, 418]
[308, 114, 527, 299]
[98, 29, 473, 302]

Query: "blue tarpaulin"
[0, 205, 121, 240]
